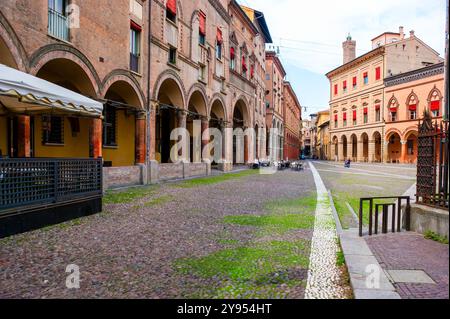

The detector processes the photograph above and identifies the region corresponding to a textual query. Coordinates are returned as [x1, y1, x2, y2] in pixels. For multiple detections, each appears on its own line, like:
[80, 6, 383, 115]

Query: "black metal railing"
[48, 8, 69, 41]
[358, 196, 411, 237]
[0, 158, 102, 213]
[130, 53, 140, 73]
[417, 115, 449, 209]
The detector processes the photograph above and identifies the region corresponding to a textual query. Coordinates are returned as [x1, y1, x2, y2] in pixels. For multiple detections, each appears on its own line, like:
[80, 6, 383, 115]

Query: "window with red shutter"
[166, 0, 177, 22]
[375, 67, 381, 80]
[353, 77, 357, 88]
[199, 11, 206, 36]
[334, 84, 338, 95]
[353, 110, 357, 120]
[430, 101, 440, 111]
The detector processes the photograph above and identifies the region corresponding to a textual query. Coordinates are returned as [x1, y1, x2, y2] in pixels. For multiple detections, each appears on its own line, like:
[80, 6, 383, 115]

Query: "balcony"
[48, 8, 69, 42]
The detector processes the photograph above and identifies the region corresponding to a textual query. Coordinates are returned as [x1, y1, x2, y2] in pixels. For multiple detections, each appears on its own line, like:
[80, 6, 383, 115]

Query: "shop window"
[103, 104, 117, 147]
[42, 115, 64, 145]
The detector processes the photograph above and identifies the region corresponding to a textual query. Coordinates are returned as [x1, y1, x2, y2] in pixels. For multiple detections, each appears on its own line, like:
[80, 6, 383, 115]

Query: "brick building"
[265, 50, 286, 161]
[1, 0, 302, 188]
[282, 81, 301, 160]
[0, 0, 150, 188]
[326, 27, 443, 163]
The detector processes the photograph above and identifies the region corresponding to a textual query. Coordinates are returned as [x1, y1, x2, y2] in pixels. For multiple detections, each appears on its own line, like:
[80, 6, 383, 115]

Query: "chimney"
[343, 33, 356, 64]
[399, 26, 404, 39]
[410, 30, 415, 38]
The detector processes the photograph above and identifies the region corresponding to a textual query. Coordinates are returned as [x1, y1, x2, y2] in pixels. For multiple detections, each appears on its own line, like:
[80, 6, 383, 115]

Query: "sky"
[239, 0, 447, 119]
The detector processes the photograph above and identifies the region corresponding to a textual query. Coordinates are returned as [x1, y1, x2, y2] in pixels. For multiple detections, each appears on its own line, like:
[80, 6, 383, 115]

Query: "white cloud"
[242, 0, 446, 75]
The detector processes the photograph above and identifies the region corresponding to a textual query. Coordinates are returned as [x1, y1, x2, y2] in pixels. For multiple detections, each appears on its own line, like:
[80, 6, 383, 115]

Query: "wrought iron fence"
[416, 115, 449, 209]
[358, 196, 411, 237]
[0, 158, 102, 213]
[48, 8, 69, 41]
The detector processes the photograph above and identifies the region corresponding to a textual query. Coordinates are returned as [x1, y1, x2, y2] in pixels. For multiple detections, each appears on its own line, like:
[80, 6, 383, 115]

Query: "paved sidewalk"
[305, 162, 349, 299]
[366, 232, 449, 299]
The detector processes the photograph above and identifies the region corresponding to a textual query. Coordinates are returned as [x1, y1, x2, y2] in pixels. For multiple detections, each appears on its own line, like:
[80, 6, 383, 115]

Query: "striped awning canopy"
[0, 64, 103, 118]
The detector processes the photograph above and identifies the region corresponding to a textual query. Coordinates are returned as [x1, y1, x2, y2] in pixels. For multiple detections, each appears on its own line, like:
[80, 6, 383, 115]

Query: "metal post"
[405, 198, 411, 231]
[359, 199, 363, 237]
[444, 0, 449, 120]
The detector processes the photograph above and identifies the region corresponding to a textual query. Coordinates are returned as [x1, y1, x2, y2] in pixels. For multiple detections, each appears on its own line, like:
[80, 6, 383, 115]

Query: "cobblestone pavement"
[304, 163, 348, 299]
[0, 170, 319, 299]
[366, 232, 449, 299]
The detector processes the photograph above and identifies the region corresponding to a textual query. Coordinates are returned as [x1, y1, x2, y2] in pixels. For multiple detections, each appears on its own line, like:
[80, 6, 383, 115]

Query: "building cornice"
[326, 46, 385, 79]
[384, 62, 444, 87]
[208, 0, 231, 23]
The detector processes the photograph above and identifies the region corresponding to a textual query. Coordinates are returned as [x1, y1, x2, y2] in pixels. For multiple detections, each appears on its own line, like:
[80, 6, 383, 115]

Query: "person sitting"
[344, 159, 351, 168]
[253, 158, 260, 169]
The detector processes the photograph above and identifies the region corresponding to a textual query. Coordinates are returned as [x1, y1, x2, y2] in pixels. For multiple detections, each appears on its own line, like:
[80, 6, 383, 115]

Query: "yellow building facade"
[327, 29, 443, 162]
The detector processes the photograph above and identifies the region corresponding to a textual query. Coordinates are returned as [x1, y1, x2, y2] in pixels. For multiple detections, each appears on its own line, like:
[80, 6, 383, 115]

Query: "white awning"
[0, 63, 103, 118]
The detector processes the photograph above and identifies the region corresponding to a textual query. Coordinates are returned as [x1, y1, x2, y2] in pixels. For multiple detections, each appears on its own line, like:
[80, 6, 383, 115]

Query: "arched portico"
[102, 80, 145, 167]
[154, 77, 185, 163]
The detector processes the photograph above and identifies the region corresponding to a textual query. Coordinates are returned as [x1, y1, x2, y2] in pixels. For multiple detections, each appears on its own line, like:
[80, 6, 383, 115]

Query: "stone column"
[135, 113, 146, 164]
[177, 110, 187, 162]
[400, 140, 408, 164]
[224, 122, 234, 171]
[331, 143, 336, 161]
[89, 117, 102, 159]
[383, 140, 390, 163]
[338, 142, 344, 162]
[348, 141, 354, 161]
[150, 100, 158, 161]
[368, 139, 376, 163]
[17, 115, 31, 158]
[357, 141, 364, 162]
[201, 118, 210, 162]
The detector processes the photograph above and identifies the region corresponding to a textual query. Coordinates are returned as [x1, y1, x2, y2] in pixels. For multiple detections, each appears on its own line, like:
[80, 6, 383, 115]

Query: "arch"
[404, 128, 419, 140]
[35, 58, 97, 98]
[209, 93, 227, 120]
[388, 95, 399, 108]
[0, 11, 27, 71]
[360, 132, 369, 162]
[372, 131, 382, 163]
[101, 70, 146, 109]
[385, 128, 403, 141]
[406, 91, 419, 106]
[405, 90, 419, 119]
[29, 43, 101, 95]
[232, 97, 251, 127]
[155, 76, 186, 163]
[341, 135, 348, 160]
[187, 84, 208, 116]
[427, 86, 443, 102]
[387, 131, 402, 163]
[153, 69, 187, 109]
[102, 80, 145, 167]
[103, 80, 143, 110]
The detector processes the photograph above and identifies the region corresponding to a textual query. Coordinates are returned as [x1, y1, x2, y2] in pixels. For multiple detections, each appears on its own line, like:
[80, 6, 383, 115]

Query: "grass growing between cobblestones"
[174, 194, 316, 298]
[144, 195, 174, 207]
[103, 185, 158, 204]
[224, 195, 317, 233]
[175, 170, 259, 188]
[175, 240, 310, 298]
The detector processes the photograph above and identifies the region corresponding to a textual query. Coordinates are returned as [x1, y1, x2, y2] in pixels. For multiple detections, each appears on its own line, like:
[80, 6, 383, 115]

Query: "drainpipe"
[146, 0, 152, 181]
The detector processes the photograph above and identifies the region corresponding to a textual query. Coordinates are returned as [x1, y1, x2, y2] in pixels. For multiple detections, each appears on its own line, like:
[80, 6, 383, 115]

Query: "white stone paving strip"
[304, 162, 347, 299]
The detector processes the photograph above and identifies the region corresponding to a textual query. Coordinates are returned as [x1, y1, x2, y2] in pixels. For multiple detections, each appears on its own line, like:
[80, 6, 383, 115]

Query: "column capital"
[400, 140, 408, 145]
